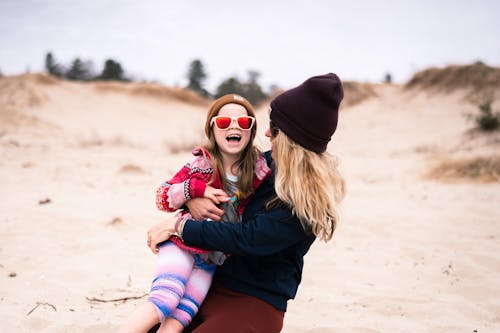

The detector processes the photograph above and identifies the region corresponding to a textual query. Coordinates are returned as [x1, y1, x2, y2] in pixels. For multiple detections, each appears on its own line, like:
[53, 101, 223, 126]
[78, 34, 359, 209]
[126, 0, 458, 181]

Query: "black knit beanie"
[270, 73, 344, 153]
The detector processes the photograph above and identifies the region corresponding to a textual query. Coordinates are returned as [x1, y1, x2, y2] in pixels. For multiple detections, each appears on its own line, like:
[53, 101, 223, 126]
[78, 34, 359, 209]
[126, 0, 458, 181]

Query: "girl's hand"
[147, 218, 176, 254]
[203, 185, 230, 204]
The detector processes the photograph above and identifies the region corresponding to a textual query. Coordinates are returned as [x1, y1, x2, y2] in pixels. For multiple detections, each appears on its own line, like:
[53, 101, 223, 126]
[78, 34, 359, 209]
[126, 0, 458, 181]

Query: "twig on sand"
[27, 302, 57, 315]
[86, 293, 148, 303]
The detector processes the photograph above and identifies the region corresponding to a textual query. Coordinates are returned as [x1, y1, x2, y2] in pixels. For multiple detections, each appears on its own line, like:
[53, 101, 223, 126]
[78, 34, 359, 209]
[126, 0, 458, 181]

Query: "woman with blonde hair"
[146, 73, 346, 333]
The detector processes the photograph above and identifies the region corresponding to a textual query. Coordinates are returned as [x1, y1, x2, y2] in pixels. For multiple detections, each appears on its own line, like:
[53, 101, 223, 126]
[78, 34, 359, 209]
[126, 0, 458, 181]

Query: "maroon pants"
[185, 283, 285, 333]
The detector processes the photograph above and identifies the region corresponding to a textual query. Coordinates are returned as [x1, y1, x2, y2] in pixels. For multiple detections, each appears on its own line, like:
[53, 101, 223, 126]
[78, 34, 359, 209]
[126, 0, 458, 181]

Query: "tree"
[186, 59, 209, 97]
[97, 59, 126, 81]
[214, 77, 244, 98]
[267, 84, 281, 96]
[44, 52, 64, 78]
[242, 70, 267, 105]
[214, 71, 268, 105]
[65, 58, 94, 81]
[384, 72, 392, 84]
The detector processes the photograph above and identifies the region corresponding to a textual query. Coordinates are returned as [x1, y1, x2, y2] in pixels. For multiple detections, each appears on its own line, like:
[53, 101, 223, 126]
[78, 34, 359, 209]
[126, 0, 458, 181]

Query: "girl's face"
[212, 103, 253, 159]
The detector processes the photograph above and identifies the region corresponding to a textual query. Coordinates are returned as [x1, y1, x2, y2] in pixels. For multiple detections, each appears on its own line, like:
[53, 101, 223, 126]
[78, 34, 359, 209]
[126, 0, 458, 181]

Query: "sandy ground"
[1, 74, 499, 332]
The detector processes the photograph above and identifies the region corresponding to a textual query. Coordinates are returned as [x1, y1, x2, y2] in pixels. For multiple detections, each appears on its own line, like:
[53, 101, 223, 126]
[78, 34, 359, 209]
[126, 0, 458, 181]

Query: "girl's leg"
[149, 242, 195, 322]
[156, 318, 184, 333]
[119, 302, 160, 333]
[120, 242, 193, 333]
[167, 255, 216, 329]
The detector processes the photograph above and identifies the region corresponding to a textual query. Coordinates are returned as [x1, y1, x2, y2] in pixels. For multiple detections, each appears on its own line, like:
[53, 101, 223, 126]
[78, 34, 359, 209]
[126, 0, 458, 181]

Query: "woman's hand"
[147, 217, 176, 254]
[186, 197, 225, 221]
[203, 185, 231, 204]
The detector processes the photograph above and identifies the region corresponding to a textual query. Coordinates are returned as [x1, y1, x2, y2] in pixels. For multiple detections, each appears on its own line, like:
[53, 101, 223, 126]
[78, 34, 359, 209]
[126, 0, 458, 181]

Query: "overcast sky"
[1, 0, 499, 92]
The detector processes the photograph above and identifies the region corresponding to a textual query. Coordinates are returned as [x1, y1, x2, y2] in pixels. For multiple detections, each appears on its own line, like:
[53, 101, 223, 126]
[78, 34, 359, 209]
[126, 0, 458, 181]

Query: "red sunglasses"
[211, 116, 255, 130]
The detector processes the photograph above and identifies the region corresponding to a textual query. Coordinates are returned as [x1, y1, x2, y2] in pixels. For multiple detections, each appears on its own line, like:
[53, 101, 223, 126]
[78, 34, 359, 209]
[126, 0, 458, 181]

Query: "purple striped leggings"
[148, 241, 216, 327]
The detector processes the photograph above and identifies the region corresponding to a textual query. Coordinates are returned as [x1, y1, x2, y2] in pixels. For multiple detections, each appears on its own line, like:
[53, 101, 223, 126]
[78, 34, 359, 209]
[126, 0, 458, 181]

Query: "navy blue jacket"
[182, 151, 316, 311]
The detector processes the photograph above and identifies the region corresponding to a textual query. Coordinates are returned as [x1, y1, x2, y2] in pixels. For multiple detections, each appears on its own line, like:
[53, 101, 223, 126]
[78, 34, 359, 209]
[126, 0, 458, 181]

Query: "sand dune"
[0, 72, 499, 332]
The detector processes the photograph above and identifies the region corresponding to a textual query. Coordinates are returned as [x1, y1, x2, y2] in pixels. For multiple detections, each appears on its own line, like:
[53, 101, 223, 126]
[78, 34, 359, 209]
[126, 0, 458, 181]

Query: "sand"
[1, 73, 499, 332]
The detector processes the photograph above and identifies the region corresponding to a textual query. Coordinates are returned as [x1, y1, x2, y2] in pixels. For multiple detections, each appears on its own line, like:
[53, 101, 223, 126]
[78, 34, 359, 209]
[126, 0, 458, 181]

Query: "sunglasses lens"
[270, 121, 279, 137]
[215, 117, 231, 129]
[237, 117, 253, 129]
[213, 116, 253, 130]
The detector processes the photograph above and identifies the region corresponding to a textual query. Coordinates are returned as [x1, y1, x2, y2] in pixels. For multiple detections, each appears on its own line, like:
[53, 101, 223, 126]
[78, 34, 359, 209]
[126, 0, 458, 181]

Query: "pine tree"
[215, 71, 268, 105]
[214, 77, 244, 98]
[98, 59, 126, 81]
[242, 70, 267, 105]
[44, 52, 64, 77]
[66, 58, 93, 81]
[186, 59, 209, 97]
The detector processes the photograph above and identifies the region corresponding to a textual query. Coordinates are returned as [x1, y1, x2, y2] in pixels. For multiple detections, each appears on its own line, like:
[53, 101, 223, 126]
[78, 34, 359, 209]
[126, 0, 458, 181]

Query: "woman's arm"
[147, 217, 177, 253]
[147, 195, 231, 253]
[147, 208, 309, 256]
[182, 208, 309, 256]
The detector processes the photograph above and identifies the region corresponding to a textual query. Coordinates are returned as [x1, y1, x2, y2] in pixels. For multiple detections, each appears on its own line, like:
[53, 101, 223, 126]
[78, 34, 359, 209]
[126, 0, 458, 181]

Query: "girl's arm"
[203, 185, 230, 204]
[156, 160, 211, 212]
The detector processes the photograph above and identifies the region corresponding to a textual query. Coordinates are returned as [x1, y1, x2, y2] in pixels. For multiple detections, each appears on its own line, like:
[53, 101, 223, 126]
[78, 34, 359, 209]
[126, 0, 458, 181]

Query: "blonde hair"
[204, 96, 259, 196]
[270, 132, 346, 241]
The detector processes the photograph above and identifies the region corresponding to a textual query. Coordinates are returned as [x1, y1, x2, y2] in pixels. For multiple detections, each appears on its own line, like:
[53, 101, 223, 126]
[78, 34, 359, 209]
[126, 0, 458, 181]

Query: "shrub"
[471, 91, 500, 131]
[426, 155, 500, 183]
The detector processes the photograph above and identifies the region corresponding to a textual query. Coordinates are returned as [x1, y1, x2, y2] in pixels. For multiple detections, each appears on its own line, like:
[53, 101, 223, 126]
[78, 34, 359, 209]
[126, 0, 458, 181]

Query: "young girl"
[120, 94, 271, 333]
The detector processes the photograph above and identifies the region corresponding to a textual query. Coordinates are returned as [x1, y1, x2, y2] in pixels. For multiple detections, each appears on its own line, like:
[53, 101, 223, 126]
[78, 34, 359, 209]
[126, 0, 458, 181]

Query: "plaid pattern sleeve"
[155, 164, 192, 211]
[156, 155, 214, 212]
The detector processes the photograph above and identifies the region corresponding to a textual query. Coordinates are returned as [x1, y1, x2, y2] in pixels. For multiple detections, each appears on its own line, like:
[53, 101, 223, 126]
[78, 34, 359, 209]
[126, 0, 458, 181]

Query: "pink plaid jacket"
[156, 147, 272, 253]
